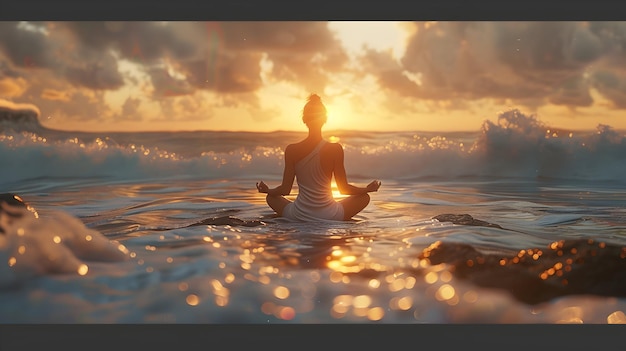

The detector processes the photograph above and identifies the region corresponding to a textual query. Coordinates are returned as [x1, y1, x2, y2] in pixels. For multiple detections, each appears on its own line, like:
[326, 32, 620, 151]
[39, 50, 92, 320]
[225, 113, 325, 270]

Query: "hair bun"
[302, 93, 327, 123]
[307, 94, 321, 103]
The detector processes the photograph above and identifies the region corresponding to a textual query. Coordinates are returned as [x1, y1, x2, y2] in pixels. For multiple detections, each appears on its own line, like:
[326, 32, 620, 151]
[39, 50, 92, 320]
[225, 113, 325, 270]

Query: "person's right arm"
[257, 144, 296, 196]
[332, 144, 381, 195]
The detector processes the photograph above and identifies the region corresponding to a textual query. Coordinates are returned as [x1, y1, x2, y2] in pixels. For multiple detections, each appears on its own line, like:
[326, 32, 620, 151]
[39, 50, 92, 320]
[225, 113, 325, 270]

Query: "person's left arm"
[332, 143, 381, 195]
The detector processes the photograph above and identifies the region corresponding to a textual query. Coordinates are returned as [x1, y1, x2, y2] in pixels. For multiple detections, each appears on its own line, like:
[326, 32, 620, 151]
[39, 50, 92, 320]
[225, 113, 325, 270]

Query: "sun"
[324, 100, 354, 131]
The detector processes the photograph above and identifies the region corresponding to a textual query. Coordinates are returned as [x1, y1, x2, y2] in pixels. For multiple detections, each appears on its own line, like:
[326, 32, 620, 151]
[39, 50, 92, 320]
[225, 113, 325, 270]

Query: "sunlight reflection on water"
[2, 176, 626, 323]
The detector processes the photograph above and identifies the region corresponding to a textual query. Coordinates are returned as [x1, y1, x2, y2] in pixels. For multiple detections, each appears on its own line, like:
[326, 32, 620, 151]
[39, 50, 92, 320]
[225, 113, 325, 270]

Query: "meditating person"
[256, 94, 381, 221]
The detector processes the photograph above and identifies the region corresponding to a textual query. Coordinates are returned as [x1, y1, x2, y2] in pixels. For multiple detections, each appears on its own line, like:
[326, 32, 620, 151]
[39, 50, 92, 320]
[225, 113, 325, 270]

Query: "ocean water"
[2, 109, 626, 323]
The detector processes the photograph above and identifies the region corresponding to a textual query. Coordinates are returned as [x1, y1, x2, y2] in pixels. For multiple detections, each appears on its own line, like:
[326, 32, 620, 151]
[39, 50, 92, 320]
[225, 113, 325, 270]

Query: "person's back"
[285, 139, 343, 221]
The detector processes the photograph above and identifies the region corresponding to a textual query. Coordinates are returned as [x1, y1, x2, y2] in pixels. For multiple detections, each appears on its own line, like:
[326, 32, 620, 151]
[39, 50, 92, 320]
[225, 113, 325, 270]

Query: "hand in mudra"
[367, 180, 382, 192]
[256, 181, 269, 193]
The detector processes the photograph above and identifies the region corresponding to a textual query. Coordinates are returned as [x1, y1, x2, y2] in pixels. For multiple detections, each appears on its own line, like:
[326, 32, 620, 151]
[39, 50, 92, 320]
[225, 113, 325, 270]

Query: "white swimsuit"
[282, 140, 345, 221]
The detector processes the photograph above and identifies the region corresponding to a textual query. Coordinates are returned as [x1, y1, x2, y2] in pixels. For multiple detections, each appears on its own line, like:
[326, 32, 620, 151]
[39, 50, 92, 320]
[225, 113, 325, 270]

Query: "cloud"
[0, 21, 125, 91]
[0, 22, 56, 70]
[27, 90, 113, 125]
[40, 89, 71, 102]
[589, 70, 626, 108]
[547, 75, 594, 107]
[178, 51, 264, 93]
[361, 21, 626, 111]
[0, 60, 21, 79]
[146, 66, 195, 97]
[63, 52, 125, 90]
[8, 21, 626, 130]
[55, 21, 347, 97]
[152, 94, 217, 125]
[359, 48, 420, 98]
[121, 96, 142, 119]
[5, 67, 113, 125]
[0, 77, 28, 98]
[176, 22, 349, 94]
[0, 21, 350, 127]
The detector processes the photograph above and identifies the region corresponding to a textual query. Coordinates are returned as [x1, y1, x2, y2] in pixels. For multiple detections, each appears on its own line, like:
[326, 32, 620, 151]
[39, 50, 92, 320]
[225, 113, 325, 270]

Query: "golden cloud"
[0, 77, 28, 98]
[41, 88, 71, 102]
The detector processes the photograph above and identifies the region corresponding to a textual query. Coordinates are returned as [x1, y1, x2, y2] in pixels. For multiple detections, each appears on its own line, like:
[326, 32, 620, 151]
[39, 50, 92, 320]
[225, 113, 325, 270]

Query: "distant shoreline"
[0, 102, 617, 135]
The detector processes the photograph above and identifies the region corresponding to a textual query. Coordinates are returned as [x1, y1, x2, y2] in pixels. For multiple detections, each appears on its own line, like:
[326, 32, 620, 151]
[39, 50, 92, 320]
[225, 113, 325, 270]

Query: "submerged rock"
[432, 213, 504, 229]
[420, 237, 626, 305]
[190, 215, 266, 227]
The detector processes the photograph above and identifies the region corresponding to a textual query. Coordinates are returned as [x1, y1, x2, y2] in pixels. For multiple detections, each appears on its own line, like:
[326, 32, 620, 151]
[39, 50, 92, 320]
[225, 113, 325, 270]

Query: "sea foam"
[1, 107, 625, 186]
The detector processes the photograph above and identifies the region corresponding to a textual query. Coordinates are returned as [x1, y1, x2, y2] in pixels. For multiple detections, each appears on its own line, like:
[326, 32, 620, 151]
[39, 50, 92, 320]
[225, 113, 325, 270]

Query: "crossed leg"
[267, 193, 370, 221]
[338, 193, 370, 221]
[265, 194, 292, 216]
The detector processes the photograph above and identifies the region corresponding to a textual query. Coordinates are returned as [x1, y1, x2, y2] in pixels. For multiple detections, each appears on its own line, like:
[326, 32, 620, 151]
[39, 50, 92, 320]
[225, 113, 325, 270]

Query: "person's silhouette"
[256, 94, 381, 221]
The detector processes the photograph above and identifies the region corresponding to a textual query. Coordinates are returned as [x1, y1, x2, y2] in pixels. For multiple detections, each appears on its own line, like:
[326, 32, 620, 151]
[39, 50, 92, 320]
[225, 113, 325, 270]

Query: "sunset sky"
[2, 21, 626, 132]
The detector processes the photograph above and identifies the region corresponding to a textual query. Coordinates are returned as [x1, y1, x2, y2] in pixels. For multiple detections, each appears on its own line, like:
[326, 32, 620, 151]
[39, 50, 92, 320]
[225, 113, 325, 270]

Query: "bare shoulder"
[324, 141, 343, 153]
[283, 143, 297, 160]
[321, 141, 343, 162]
